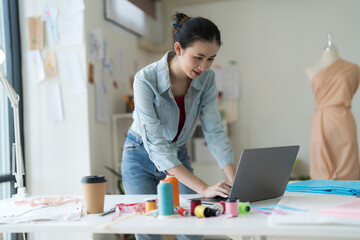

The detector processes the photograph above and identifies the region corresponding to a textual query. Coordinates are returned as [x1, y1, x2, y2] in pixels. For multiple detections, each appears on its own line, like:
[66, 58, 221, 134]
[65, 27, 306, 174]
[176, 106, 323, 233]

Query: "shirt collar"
[157, 51, 205, 95]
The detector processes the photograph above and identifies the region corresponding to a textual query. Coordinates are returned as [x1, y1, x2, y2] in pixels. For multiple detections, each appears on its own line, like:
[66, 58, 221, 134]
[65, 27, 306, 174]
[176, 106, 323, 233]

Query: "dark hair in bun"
[172, 12, 221, 49]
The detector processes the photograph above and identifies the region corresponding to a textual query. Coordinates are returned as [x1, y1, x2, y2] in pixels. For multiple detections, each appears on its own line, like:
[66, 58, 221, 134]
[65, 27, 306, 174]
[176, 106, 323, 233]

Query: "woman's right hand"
[201, 180, 232, 198]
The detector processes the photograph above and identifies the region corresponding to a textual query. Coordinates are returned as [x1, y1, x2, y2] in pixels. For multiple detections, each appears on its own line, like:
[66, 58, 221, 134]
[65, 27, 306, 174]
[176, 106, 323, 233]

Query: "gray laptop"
[191, 145, 299, 203]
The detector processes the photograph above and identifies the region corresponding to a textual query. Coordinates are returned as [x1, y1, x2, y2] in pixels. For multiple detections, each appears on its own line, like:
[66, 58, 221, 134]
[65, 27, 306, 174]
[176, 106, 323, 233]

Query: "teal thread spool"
[238, 202, 251, 214]
[157, 180, 174, 217]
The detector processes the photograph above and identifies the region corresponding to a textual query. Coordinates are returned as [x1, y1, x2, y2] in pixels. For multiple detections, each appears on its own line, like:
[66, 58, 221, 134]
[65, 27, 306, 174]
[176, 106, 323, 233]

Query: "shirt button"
[186, 112, 189, 114]
[161, 105, 164, 108]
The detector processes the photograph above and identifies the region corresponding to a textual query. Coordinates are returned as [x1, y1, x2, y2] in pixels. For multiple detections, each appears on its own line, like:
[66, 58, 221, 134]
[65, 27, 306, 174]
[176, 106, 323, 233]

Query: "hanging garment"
[310, 59, 360, 180]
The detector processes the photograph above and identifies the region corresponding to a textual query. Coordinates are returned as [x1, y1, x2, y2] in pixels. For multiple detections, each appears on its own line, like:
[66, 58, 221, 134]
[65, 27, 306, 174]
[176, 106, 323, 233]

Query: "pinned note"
[44, 82, 64, 122]
[28, 16, 44, 50]
[28, 50, 45, 83]
[42, 3, 59, 43]
[88, 28, 104, 60]
[44, 50, 58, 78]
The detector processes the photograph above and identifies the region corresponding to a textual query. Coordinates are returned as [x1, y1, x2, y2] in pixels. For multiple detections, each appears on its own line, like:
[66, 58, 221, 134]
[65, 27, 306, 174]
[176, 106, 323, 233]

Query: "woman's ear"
[174, 42, 182, 56]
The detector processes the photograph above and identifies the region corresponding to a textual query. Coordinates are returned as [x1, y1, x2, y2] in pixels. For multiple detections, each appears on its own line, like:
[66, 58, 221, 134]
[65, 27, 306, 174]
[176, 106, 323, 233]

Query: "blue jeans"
[121, 130, 202, 240]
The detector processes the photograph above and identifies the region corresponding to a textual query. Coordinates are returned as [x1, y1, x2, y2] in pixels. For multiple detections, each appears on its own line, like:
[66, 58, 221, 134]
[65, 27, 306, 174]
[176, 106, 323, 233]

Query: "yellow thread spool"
[145, 200, 157, 216]
[194, 205, 211, 218]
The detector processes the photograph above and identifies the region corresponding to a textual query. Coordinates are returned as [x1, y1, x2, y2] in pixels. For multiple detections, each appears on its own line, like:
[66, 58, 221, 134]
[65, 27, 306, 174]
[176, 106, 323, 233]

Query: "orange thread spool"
[164, 175, 179, 206]
[145, 199, 157, 216]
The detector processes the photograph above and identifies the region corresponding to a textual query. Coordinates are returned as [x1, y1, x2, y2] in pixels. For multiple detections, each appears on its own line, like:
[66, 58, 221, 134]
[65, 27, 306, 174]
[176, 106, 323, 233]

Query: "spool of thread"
[212, 202, 224, 214]
[145, 199, 157, 216]
[219, 201, 226, 212]
[238, 202, 251, 214]
[194, 205, 212, 218]
[164, 174, 180, 207]
[190, 200, 201, 216]
[225, 199, 238, 217]
[209, 208, 221, 216]
[178, 207, 190, 216]
[157, 180, 174, 216]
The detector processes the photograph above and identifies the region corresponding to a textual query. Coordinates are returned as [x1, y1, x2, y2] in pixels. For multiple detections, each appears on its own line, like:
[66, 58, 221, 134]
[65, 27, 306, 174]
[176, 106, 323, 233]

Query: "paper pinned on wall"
[61, 51, 87, 95]
[28, 50, 45, 83]
[44, 50, 58, 78]
[88, 28, 104, 60]
[41, 3, 59, 43]
[28, 16, 44, 50]
[213, 65, 239, 99]
[58, 10, 84, 45]
[65, 0, 85, 13]
[95, 80, 109, 123]
[45, 82, 64, 122]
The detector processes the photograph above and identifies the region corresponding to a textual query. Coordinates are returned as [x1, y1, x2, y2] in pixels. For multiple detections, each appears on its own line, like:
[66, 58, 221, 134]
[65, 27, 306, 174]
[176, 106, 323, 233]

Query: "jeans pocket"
[124, 135, 143, 151]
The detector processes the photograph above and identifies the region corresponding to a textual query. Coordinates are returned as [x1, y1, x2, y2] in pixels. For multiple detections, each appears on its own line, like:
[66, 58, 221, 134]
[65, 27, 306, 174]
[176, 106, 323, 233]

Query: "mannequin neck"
[320, 50, 340, 66]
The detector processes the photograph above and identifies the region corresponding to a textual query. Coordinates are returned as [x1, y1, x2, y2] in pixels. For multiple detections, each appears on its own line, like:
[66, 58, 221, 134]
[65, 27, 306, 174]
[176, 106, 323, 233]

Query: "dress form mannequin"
[306, 33, 341, 80]
[307, 33, 360, 180]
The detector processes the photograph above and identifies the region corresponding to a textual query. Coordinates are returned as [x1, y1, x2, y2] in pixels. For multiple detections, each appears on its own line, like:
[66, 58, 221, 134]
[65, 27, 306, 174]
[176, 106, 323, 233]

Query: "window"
[0, 0, 14, 201]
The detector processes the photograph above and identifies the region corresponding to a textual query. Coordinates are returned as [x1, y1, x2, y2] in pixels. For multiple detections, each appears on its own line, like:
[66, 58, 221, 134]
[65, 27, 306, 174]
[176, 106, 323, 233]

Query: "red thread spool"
[219, 201, 226, 212]
[190, 200, 201, 216]
[178, 207, 190, 216]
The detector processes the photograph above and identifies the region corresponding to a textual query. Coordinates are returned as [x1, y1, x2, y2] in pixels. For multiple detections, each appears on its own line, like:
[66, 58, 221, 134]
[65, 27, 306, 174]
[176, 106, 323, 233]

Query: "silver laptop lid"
[229, 145, 299, 202]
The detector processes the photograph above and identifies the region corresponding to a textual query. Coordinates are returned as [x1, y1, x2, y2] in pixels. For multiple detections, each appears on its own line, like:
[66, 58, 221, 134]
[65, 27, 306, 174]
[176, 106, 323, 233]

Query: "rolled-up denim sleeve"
[200, 72, 234, 170]
[133, 74, 181, 171]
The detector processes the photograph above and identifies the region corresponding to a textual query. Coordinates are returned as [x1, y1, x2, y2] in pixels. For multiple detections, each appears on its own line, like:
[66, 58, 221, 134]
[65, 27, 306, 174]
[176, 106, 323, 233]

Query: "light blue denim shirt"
[129, 51, 234, 171]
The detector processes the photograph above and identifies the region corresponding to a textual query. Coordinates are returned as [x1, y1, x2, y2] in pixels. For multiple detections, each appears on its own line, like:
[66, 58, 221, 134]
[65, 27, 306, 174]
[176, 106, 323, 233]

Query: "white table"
[1, 192, 360, 239]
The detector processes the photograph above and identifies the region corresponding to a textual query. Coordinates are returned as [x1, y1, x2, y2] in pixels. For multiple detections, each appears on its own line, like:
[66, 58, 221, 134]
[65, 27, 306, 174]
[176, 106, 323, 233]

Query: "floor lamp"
[0, 49, 26, 198]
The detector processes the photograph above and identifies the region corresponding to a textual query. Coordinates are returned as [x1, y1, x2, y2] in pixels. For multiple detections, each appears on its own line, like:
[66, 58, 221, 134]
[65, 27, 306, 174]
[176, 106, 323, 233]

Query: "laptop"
[190, 145, 299, 203]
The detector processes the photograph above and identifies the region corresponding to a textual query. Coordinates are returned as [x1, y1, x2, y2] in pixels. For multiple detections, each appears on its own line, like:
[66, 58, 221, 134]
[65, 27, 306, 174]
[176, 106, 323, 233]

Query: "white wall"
[19, 0, 159, 196]
[19, 0, 91, 195]
[176, 0, 360, 177]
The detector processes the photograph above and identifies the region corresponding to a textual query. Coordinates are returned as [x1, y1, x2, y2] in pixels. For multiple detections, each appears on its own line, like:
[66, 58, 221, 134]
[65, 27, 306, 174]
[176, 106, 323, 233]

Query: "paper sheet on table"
[44, 50, 58, 78]
[61, 51, 87, 95]
[320, 198, 360, 218]
[45, 82, 64, 122]
[0, 196, 84, 224]
[59, 10, 84, 45]
[268, 195, 360, 226]
[42, 2, 58, 43]
[28, 50, 45, 83]
[28, 16, 44, 50]
[88, 28, 104, 60]
[95, 80, 108, 123]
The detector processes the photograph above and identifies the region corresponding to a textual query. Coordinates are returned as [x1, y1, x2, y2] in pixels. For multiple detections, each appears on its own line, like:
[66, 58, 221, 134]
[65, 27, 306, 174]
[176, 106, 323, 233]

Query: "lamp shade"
[0, 49, 5, 64]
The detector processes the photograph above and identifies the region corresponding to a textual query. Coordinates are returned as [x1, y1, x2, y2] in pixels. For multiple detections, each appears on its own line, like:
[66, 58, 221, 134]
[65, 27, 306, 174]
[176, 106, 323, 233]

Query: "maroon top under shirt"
[172, 95, 186, 142]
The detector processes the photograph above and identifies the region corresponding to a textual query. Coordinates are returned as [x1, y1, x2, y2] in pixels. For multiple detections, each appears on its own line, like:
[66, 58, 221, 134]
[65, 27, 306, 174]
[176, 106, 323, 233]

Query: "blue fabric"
[129, 50, 233, 172]
[286, 180, 360, 196]
[121, 129, 202, 240]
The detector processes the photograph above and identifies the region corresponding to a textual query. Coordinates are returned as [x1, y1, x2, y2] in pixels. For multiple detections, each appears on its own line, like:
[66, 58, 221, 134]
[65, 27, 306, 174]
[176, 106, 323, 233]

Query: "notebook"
[190, 145, 299, 203]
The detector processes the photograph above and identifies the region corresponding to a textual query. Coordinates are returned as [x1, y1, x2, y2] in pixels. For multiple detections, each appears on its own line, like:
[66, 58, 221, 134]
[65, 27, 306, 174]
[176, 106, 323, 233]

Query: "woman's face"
[176, 40, 219, 79]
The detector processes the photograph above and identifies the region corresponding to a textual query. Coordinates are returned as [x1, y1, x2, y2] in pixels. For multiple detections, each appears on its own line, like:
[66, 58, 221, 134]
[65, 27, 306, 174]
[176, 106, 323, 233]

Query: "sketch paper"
[45, 83, 64, 122]
[66, 0, 85, 13]
[28, 50, 45, 83]
[88, 28, 104, 60]
[44, 50, 58, 78]
[61, 51, 87, 95]
[214, 66, 239, 99]
[41, 3, 59, 43]
[59, 10, 84, 45]
[28, 16, 44, 50]
[95, 81, 109, 123]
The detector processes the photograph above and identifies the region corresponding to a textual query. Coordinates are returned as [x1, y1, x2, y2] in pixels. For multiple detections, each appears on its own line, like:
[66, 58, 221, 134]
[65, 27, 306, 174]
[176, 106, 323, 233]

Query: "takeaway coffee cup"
[81, 175, 107, 214]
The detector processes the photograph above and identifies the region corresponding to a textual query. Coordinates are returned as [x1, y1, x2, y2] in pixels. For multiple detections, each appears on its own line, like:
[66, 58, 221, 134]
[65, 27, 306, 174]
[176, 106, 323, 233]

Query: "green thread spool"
[238, 202, 251, 214]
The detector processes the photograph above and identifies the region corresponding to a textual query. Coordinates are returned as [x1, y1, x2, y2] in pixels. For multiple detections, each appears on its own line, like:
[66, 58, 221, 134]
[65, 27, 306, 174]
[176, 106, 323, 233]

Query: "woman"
[121, 12, 235, 239]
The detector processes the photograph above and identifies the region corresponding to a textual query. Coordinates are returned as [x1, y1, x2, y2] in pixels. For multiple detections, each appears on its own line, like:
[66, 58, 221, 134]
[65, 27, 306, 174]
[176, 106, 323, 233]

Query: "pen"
[99, 207, 116, 217]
